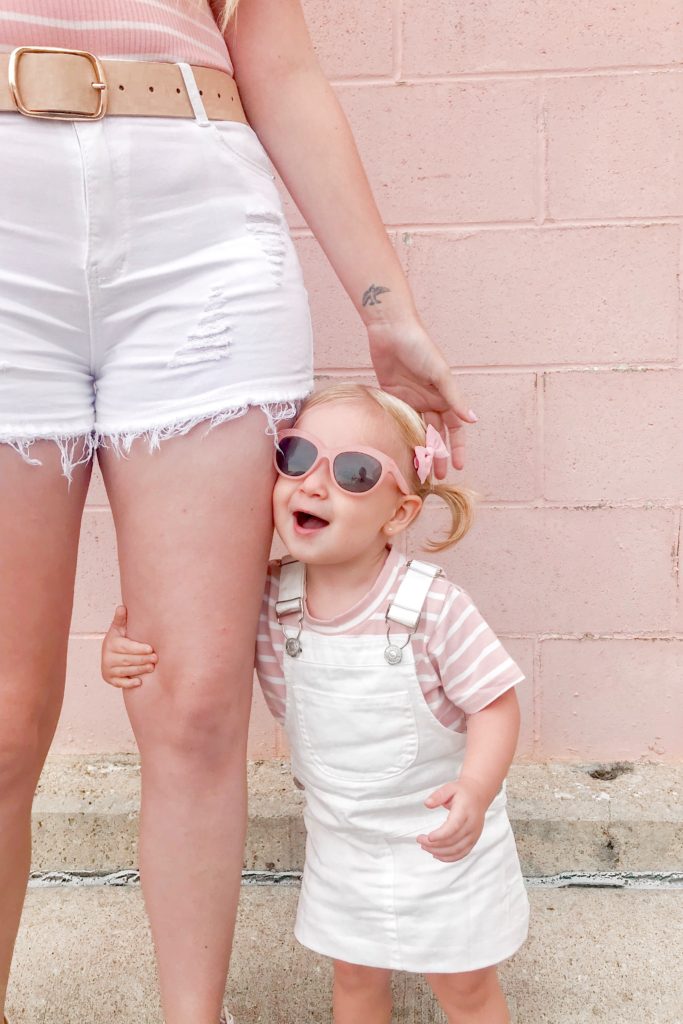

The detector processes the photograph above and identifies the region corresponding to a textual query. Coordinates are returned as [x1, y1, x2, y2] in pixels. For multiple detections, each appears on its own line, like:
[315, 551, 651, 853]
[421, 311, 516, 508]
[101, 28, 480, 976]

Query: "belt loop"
[177, 62, 209, 126]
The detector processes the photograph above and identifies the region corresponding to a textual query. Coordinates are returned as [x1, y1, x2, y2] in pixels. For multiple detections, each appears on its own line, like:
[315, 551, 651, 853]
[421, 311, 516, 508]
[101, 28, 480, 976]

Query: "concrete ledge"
[32, 757, 683, 874]
[8, 884, 683, 1023]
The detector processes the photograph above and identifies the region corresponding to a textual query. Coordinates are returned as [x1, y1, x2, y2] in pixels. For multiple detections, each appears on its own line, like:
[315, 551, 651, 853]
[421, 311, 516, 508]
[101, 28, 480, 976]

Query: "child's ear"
[382, 494, 423, 539]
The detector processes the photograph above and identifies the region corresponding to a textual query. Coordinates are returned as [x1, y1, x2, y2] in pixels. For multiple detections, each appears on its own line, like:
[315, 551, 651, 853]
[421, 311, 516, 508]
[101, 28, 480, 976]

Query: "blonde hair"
[298, 383, 476, 552]
[182, 1, 238, 32]
[212, 0, 239, 30]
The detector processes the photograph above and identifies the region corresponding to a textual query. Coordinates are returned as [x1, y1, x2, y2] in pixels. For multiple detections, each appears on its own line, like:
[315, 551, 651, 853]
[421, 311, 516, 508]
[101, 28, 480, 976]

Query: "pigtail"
[421, 483, 477, 552]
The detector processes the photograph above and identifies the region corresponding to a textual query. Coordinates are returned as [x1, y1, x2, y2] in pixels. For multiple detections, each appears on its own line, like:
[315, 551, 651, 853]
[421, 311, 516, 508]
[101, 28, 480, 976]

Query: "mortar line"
[27, 869, 683, 890]
[391, 0, 403, 82]
[68, 630, 683, 641]
[678, 222, 683, 366]
[535, 82, 548, 225]
[531, 634, 542, 760]
[290, 217, 683, 236]
[330, 65, 683, 85]
[315, 362, 679, 376]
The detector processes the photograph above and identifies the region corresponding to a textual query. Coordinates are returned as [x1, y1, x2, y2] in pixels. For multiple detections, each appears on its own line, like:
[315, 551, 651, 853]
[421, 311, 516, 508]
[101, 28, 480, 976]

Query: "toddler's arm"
[101, 605, 158, 689]
[417, 687, 520, 863]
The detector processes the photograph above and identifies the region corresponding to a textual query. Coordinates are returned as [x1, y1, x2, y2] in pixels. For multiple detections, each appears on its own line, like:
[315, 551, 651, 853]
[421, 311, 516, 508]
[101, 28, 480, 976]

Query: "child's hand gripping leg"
[333, 960, 392, 1024]
[101, 605, 158, 689]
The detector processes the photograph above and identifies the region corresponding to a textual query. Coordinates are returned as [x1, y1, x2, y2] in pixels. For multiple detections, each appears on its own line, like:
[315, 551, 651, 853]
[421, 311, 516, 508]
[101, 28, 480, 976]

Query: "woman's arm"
[224, 0, 477, 470]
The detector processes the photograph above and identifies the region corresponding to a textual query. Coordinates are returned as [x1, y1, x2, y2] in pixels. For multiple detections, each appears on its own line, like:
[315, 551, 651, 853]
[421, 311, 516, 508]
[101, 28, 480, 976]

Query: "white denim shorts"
[0, 64, 314, 479]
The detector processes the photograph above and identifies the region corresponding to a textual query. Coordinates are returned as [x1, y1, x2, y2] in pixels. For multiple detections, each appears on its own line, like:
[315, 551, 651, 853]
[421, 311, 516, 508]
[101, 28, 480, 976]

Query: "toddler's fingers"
[424, 782, 457, 809]
[428, 837, 476, 862]
[418, 831, 475, 859]
[109, 663, 156, 678]
[424, 811, 467, 844]
[103, 674, 143, 690]
[111, 605, 128, 634]
[110, 638, 157, 657]
[110, 652, 157, 667]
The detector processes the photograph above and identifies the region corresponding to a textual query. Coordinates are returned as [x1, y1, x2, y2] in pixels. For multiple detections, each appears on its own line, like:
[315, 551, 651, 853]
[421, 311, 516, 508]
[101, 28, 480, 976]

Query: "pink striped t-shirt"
[256, 545, 525, 733]
[0, 1, 233, 74]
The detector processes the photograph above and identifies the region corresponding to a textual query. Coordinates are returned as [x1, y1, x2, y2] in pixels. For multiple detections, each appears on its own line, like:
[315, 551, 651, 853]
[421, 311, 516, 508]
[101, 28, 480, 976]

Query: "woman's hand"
[416, 776, 488, 862]
[101, 605, 158, 690]
[366, 315, 477, 475]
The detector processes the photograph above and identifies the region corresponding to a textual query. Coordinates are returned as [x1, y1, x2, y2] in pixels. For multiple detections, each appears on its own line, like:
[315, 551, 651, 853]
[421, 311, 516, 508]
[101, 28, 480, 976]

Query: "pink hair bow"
[413, 425, 449, 484]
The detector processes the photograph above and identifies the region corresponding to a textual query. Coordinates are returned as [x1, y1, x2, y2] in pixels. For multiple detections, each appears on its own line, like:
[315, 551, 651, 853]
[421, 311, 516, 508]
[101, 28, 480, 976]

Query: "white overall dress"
[275, 556, 530, 973]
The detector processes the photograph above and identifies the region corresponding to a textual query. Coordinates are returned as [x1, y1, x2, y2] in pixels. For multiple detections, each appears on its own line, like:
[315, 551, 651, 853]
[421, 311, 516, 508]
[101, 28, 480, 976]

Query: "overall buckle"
[8, 46, 107, 120]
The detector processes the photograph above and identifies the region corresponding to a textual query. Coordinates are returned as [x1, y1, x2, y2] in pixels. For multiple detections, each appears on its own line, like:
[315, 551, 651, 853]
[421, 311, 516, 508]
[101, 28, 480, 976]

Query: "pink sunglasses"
[274, 429, 411, 496]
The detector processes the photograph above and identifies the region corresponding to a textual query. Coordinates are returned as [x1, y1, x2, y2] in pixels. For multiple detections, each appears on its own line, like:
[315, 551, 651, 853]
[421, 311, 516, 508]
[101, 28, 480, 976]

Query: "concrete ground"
[6, 757, 682, 1023]
[6, 883, 683, 1024]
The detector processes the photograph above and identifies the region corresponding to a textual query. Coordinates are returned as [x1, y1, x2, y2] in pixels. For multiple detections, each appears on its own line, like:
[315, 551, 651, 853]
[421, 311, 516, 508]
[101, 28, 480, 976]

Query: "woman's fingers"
[434, 366, 477, 428]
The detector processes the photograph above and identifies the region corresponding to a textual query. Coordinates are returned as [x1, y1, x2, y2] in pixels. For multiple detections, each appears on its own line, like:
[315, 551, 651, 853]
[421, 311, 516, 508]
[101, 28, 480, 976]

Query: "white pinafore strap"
[385, 558, 442, 630]
[274, 557, 306, 621]
[275, 555, 441, 631]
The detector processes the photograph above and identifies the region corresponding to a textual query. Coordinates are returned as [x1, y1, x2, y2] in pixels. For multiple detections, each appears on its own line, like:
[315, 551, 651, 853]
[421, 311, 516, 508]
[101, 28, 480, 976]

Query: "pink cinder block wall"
[54, 1, 683, 763]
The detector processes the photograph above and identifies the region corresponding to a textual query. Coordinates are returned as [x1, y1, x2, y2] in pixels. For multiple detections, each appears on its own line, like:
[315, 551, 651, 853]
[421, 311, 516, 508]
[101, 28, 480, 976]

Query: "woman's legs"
[332, 961, 393, 1024]
[0, 444, 91, 1018]
[426, 965, 510, 1024]
[98, 408, 279, 1024]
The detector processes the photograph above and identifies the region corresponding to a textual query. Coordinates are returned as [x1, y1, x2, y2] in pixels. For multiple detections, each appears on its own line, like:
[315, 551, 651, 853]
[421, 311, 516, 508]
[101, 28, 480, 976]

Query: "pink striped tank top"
[0, 1, 233, 74]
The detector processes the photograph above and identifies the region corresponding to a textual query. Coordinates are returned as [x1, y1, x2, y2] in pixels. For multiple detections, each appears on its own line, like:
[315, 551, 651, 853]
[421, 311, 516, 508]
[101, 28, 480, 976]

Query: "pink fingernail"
[468, 409, 478, 422]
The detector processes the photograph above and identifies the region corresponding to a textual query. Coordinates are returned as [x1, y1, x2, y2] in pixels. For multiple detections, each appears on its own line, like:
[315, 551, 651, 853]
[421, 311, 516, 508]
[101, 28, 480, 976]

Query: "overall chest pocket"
[293, 685, 418, 783]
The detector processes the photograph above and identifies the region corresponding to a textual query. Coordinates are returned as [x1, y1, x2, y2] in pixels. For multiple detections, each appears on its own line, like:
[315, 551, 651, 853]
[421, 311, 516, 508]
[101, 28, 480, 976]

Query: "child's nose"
[300, 459, 331, 495]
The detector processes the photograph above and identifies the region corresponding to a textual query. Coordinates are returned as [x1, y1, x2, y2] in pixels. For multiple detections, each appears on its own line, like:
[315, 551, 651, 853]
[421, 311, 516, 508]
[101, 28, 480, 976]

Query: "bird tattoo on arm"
[362, 284, 391, 307]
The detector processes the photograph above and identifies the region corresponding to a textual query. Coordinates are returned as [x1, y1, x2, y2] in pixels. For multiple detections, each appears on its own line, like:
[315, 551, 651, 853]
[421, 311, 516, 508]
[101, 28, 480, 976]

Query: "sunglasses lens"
[276, 436, 318, 477]
[333, 452, 383, 493]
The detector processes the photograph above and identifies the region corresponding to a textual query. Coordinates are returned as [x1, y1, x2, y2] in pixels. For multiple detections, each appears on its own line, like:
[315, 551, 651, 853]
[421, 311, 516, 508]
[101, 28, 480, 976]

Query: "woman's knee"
[126, 654, 253, 762]
[0, 696, 59, 796]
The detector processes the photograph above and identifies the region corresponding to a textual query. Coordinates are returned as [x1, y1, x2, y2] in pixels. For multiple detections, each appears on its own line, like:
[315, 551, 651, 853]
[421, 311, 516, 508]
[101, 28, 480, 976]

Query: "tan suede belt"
[0, 46, 247, 122]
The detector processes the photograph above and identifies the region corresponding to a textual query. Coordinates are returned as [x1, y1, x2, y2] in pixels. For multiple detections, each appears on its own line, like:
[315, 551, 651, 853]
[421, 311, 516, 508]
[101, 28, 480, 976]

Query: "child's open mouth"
[294, 510, 330, 532]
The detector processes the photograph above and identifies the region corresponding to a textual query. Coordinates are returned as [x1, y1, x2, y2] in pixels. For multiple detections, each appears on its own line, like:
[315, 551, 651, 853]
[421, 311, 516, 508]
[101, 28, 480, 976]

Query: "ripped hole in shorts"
[169, 285, 233, 369]
[246, 210, 286, 284]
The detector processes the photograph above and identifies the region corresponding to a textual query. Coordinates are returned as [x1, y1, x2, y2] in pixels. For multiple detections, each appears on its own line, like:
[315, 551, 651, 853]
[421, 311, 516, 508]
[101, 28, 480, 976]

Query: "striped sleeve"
[254, 560, 287, 725]
[425, 584, 525, 715]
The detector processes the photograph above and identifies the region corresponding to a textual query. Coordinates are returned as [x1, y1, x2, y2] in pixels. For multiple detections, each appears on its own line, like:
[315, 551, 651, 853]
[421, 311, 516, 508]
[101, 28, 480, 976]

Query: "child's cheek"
[272, 479, 289, 527]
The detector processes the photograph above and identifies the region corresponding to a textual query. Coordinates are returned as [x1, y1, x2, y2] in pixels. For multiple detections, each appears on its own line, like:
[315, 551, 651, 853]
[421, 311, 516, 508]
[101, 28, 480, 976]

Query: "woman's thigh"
[98, 407, 279, 752]
[0, 443, 91, 789]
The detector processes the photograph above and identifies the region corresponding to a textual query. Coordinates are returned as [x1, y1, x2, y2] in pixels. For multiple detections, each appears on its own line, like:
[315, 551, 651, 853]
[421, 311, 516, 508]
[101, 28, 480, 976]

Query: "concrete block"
[283, 81, 537, 227]
[449, 373, 537, 501]
[401, 0, 683, 75]
[543, 369, 683, 502]
[539, 639, 683, 761]
[410, 507, 677, 634]
[303, 0, 393, 78]
[546, 73, 683, 219]
[30, 758, 683, 876]
[400, 226, 680, 366]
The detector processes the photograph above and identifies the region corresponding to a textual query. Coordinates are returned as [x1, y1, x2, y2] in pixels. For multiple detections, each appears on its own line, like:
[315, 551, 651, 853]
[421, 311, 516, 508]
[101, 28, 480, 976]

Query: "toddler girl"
[101, 382, 529, 1024]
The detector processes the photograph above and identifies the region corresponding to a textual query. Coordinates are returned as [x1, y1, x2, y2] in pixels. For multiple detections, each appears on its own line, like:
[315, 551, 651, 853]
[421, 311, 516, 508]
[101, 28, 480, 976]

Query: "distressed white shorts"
[0, 64, 314, 479]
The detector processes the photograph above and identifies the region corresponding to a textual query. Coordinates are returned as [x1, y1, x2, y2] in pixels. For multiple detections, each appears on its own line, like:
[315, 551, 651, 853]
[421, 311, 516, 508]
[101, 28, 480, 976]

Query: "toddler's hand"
[101, 605, 157, 689]
[417, 777, 488, 863]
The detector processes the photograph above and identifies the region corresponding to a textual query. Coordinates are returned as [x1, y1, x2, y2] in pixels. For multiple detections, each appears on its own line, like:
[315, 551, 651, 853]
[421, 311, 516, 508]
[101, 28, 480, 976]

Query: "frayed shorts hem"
[1, 391, 311, 484]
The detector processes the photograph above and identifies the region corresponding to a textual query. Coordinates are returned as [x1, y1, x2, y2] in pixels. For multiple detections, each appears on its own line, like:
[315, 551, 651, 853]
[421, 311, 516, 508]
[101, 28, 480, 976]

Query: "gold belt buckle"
[8, 45, 108, 120]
